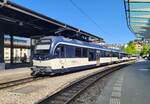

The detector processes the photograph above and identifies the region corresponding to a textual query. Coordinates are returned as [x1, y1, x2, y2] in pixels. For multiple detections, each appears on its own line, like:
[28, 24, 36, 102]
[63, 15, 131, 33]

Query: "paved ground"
[96, 59, 150, 104]
[0, 68, 31, 84]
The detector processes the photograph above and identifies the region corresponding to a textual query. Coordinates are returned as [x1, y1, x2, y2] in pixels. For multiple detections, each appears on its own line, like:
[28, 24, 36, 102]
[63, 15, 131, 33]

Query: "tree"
[123, 42, 140, 54]
[140, 44, 150, 56]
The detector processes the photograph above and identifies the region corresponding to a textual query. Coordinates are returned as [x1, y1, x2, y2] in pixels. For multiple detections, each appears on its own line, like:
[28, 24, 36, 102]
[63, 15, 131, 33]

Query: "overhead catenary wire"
[69, 0, 112, 36]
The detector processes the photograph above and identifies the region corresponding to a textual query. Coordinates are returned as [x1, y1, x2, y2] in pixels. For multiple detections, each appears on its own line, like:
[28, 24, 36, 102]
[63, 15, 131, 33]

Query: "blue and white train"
[31, 36, 136, 76]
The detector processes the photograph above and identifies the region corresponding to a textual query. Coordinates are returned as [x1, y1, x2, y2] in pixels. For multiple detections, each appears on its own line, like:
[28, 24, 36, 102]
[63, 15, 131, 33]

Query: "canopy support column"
[0, 33, 5, 70]
[10, 35, 14, 64]
[30, 38, 34, 65]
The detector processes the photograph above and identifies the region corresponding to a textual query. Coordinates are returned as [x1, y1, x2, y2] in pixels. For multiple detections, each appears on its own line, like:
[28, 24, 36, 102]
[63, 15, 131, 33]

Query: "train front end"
[31, 38, 54, 76]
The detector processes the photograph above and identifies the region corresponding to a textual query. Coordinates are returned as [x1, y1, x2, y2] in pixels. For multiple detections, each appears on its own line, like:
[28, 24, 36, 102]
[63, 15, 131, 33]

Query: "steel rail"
[0, 76, 43, 90]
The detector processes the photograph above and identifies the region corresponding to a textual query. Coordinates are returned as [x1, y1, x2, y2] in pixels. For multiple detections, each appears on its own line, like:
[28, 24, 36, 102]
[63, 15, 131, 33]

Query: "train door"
[54, 45, 66, 69]
[110, 51, 113, 63]
[96, 50, 100, 66]
[118, 52, 121, 62]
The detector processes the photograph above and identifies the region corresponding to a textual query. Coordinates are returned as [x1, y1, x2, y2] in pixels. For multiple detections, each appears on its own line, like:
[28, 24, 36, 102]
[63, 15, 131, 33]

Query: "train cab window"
[54, 45, 65, 58]
[35, 44, 50, 55]
[82, 48, 88, 57]
[75, 47, 82, 57]
[34, 50, 49, 55]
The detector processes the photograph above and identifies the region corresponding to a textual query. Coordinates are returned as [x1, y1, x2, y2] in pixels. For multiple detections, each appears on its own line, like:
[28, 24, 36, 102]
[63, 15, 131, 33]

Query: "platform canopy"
[124, 0, 150, 39]
[0, 0, 104, 42]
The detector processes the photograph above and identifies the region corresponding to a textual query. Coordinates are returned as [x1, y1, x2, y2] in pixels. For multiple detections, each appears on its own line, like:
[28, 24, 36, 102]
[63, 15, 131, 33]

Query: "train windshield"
[35, 44, 50, 55]
[34, 39, 51, 55]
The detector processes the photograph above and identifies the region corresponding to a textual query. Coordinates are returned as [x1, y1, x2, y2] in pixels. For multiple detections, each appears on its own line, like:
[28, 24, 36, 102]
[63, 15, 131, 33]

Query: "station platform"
[0, 67, 31, 84]
[96, 59, 150, 104]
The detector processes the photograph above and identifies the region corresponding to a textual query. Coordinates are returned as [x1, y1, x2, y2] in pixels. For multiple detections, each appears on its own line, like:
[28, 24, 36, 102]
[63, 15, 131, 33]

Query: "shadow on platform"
[5, 63, 32, 69]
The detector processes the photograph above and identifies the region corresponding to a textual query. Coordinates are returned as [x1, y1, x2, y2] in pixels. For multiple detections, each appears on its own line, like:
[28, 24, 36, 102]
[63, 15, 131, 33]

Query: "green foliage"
[148, 52, 150, 60]
[123, 42, 140, 54]
[123, 42, 150, 56]
[140, 44, 150, 56]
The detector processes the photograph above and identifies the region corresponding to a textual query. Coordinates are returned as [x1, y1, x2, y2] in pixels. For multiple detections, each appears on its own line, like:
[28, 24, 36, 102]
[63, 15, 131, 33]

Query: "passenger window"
[100, 50, 105, 57]
[107, 52, 112, 57]
[75, 47, 82, 57]
[96, 50, 100, 58]
[113, 52, 118, 57]
[82, 48, 88, 57]
[60, 46, 65, 58]
[88, 49, 96, 61]
[54, 47, 60, 58]
[66, 45, 75, 58]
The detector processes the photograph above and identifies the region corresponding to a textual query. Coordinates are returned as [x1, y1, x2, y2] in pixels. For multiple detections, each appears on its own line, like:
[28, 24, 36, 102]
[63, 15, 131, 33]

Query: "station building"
[0, 0, 104, 70]
[4, 35, 30, 63]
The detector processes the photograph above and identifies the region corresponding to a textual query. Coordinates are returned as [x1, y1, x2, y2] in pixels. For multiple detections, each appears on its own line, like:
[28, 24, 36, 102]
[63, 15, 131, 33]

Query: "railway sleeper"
[67, 89, 78, 93]
[60, 92, 73, 97]
[55, 96, 69, 101]
[75, 85, 84, 89]
[50, 100, 65, 104]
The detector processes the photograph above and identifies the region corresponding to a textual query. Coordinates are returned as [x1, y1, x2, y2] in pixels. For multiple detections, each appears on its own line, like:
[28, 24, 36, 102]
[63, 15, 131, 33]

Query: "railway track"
[0, 76, 42, 90]
[37, 63, 129, 104]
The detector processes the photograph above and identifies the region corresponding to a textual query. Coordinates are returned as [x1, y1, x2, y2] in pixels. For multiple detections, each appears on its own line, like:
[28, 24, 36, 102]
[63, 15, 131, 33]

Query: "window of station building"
[82, 48, 88, 57]
[75, 47, 82, 57]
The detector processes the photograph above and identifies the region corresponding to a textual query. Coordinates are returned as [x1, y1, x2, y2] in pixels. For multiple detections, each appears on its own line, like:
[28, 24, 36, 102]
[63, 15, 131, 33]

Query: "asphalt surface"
[95, 59, 150, 104]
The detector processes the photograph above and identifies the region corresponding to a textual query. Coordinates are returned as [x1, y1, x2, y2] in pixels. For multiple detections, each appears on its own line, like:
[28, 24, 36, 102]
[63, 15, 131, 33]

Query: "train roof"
[41, 36, 123, 53]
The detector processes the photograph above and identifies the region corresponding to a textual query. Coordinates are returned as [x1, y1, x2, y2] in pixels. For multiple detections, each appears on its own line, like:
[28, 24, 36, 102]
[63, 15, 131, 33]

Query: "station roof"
[124, 0, 150, 39]
[0, 0, 104, 42]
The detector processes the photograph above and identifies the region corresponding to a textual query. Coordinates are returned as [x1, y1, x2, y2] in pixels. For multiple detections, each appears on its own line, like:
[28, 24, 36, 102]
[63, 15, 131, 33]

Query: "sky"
[12, 0, 135, 44]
